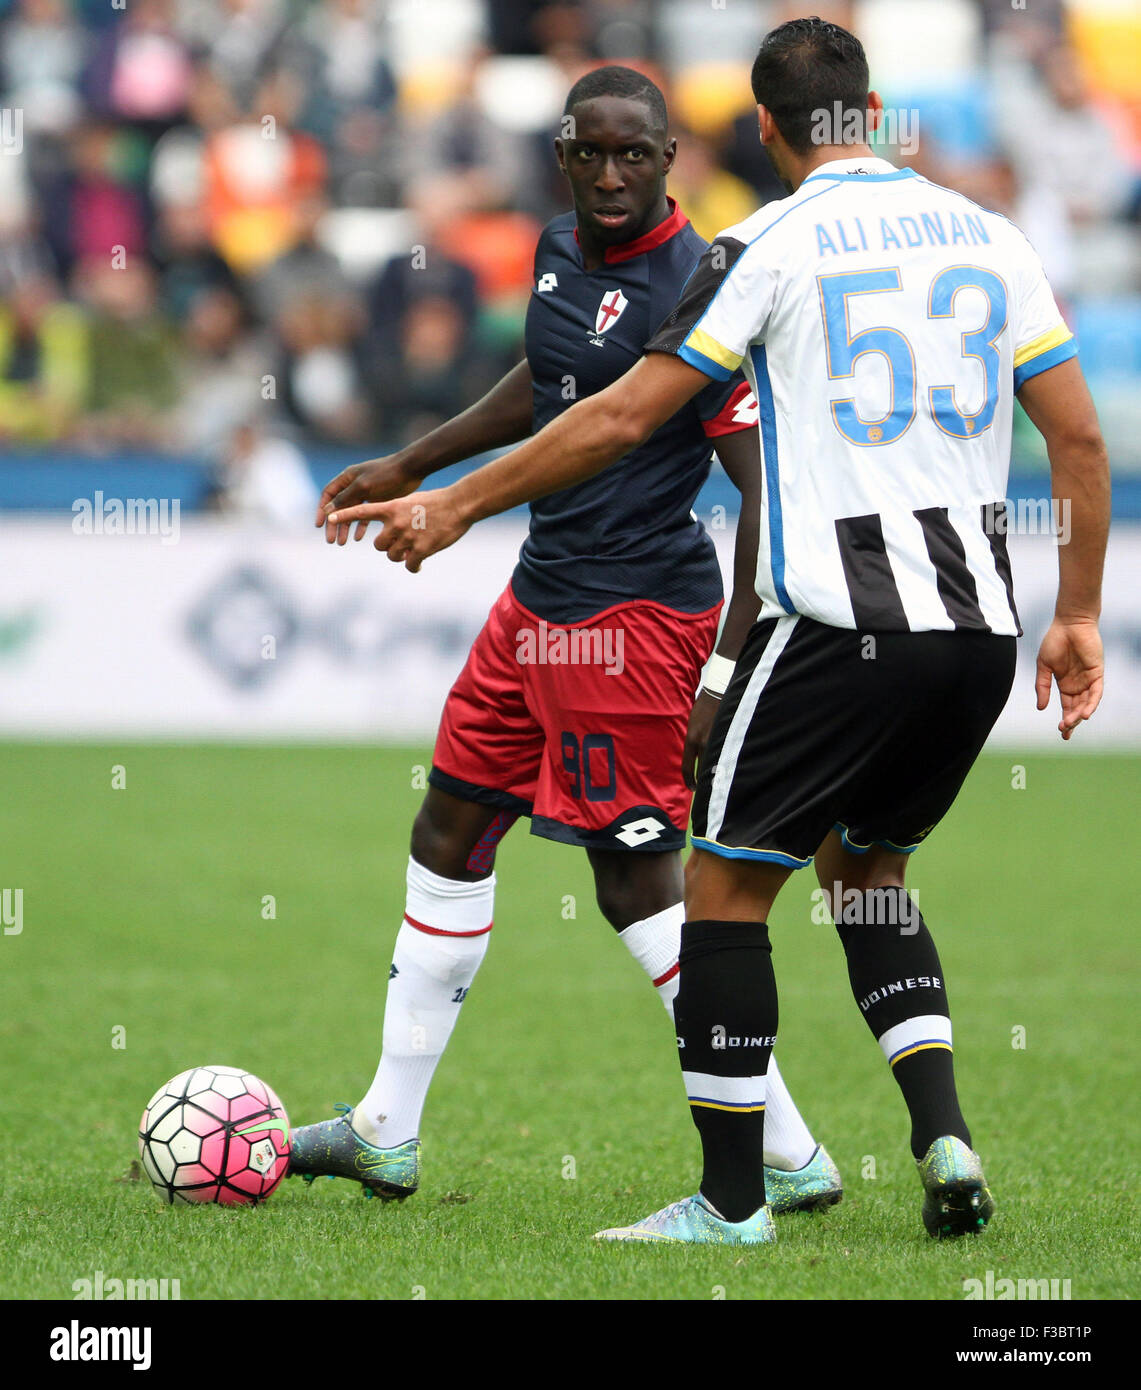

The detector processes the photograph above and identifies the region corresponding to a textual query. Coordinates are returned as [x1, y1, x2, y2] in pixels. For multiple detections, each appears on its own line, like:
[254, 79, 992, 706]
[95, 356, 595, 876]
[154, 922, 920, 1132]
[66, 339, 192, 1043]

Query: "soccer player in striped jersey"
[327, 21, 1110, 1245]
[289, 66, 839, 1213]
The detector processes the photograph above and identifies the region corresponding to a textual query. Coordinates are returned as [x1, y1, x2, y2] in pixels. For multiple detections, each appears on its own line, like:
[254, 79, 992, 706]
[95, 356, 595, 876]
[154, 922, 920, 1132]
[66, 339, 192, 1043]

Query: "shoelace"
[654, 1198, 695, 1225]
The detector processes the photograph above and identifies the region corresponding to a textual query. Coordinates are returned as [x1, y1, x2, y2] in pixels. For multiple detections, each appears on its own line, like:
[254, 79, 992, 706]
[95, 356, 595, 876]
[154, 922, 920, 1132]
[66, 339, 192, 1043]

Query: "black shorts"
[691, 615, 1016, 868]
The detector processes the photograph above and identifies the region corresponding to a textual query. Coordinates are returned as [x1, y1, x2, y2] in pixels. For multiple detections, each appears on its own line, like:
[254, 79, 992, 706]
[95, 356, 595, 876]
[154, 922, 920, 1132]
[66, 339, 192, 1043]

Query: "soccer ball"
[138, 1064, 291, 1206]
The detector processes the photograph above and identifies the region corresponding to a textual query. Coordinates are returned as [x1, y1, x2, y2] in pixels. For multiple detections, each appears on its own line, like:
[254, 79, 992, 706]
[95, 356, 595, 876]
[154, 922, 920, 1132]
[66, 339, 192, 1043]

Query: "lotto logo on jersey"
[594, 289, 628, 337]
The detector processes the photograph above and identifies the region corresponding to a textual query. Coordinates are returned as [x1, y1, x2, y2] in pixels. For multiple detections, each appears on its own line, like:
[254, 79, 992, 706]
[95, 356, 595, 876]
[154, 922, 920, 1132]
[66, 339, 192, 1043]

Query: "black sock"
[836, 888, 969, 1159]
[675, 919, 776, 1222]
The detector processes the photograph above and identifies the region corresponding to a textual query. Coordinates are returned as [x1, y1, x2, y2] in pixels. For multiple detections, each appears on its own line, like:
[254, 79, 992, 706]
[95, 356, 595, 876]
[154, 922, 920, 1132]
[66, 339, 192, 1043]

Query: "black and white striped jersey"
[646, 157, 1077, 636]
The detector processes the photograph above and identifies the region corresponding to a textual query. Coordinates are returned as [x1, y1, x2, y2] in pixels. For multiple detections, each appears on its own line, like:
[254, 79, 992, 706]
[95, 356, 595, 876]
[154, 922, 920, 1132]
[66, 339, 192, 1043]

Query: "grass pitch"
[0, 743, 1135, 1301]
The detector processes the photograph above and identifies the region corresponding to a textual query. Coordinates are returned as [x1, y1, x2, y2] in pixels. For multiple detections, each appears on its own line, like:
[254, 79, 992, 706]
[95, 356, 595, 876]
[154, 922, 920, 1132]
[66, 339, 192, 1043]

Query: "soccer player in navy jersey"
[288, 66, 841, 1211]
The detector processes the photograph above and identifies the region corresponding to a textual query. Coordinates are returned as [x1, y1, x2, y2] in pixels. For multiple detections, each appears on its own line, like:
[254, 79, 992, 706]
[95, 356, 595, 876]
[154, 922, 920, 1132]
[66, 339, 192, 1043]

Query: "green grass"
[0, 743, 1136, 1300]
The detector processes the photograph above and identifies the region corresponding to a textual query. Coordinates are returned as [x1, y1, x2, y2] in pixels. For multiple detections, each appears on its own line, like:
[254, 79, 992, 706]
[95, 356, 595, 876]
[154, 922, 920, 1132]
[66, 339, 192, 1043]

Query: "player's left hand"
[682, 690, 721, 790]
[324, 488, 470, 572]
[1035, 615, 1104, 741]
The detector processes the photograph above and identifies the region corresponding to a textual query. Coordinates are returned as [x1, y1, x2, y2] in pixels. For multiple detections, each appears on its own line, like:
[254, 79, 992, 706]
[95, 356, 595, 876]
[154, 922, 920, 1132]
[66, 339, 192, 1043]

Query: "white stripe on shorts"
[705, 616, 799, 841]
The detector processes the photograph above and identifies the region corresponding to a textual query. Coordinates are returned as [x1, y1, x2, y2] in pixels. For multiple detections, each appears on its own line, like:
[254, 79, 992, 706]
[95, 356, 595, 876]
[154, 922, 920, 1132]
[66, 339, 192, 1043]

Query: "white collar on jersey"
[801, 155, 913, 183]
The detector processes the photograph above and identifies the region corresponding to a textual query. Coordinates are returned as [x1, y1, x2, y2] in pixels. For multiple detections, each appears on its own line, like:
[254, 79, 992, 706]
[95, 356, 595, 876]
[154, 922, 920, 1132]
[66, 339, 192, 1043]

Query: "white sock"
[620, 902, 819, 1171]
[355, 857, 493, 1147]
[617, 903, 683, 1011]
[762, 1053, 818, 1171]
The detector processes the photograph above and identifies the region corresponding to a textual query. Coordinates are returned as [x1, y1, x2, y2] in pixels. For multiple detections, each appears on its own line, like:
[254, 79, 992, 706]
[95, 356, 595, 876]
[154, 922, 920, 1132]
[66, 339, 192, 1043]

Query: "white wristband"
[700, 652, 736, 698]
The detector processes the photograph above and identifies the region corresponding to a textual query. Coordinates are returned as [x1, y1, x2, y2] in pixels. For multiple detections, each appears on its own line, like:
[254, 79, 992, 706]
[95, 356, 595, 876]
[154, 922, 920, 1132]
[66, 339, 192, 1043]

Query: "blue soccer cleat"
[287, 1105, 421, 1200]
[916, 1135, 996, 1238]
[594, 1194, 776, 1245]
[764, 1144, 843, 1214]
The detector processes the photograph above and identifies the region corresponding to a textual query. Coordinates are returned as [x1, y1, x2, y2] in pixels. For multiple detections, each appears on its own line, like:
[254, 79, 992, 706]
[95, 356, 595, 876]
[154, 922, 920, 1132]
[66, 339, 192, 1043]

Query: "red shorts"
[430, 584, 721, 851]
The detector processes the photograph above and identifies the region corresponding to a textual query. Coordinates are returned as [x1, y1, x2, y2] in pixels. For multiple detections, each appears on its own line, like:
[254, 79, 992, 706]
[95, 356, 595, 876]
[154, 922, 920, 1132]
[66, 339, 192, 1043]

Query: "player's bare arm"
[1016, 355, 1111, 740]
[682, 425, 763, 789]
[317, 358, 534, 544]
[326, 353, 710, 570]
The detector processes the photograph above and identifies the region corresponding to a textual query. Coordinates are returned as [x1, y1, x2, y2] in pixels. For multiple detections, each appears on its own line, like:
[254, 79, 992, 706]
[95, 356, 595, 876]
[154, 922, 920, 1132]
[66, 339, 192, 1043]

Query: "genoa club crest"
[592, 289, 628, 340]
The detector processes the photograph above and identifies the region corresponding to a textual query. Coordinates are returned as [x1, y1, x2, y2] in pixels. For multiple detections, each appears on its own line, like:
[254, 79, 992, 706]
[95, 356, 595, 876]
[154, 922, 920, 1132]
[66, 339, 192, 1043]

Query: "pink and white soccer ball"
[138, 1065, 291, 1206]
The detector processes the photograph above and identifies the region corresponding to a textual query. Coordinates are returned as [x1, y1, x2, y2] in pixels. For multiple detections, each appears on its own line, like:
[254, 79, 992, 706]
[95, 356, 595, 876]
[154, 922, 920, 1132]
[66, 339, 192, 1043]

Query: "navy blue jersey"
[512, 201, 755, 624]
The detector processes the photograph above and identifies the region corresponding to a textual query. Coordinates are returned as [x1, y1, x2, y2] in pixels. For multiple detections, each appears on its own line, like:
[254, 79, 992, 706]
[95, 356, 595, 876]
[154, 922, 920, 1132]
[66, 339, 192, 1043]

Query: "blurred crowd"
[0, 0, 1138, 506]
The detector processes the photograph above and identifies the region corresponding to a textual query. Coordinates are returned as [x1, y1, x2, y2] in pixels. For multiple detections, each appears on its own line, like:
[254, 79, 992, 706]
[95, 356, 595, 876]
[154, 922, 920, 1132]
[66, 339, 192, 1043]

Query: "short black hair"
[750, 16, 869, 155]
[563, 65, 668, 138]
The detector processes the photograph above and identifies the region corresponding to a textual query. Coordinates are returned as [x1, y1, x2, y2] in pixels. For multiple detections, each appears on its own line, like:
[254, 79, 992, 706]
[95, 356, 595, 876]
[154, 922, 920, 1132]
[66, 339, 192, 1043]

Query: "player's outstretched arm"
[317, 359, 534, 544]
[682, 426, 763, 789]
[1016, 356, 1110, 740]
[326, 353, 712, 571]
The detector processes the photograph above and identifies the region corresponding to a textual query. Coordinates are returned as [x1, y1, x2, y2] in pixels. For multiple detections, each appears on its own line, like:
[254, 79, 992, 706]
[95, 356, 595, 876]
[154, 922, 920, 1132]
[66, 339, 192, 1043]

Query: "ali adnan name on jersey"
[815, 206, 996, 258]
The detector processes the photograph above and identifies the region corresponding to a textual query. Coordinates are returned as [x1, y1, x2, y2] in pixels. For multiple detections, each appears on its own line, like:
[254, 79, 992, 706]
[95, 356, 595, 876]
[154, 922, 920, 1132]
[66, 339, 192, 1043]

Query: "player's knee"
[684, 845, 727, 904]
[409, 802, 474, 879]
[822, 860, 908, 941]
[593, 876, 637, 930]
[816, 836, 907, 901]
[836, 862, 908, 897]
[592, 850, 682, 930]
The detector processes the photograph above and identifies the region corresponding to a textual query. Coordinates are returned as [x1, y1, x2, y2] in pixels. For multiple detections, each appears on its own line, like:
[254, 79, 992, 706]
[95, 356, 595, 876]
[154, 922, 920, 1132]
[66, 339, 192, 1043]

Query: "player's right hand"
[326, 486, 470, 572]
[316, 456, 424, 545]
[682, 689, 722, 790]
[1035, 616, 1104, 741]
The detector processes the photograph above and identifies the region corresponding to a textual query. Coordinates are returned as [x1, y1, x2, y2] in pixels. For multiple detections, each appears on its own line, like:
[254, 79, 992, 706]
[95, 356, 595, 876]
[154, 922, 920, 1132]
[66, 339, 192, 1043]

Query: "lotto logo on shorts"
[614, 817, 665, 847]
